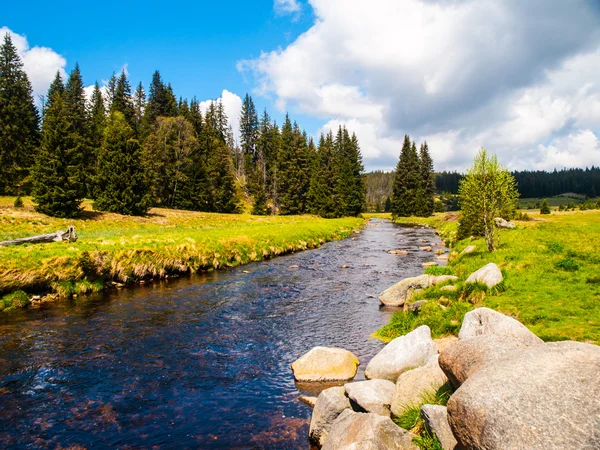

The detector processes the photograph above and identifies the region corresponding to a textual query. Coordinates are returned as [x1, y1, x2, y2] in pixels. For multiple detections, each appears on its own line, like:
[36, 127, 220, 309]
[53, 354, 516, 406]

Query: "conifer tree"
[105, 72, 117, 111]
[88, 82, 106, 195]
[133, 82, 146, 132]
[416, 141, 435, 216]
[0, 33, 40, 194]
[278, 116, 310, 215]
[240, 93, 259, 180]
[111, 70, 135, 127]
[307, 134, 335, 217]
[32, 85, 83, 217]
[143, 70, 177, 133]
[93, 111, 150, 215]
[187, 97, 203, 137]
[391, 135, 421, 217]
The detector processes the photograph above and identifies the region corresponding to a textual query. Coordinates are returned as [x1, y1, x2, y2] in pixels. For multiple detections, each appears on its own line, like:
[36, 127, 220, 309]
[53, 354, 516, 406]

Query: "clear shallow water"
[0, 219, 443, 449]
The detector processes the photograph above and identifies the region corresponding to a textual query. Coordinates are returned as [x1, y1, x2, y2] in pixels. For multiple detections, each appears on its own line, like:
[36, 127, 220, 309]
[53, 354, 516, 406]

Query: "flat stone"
[322, 410, 418, 450]
[309, 386, 351, 447]
[299, 396, 318, 408]
[420, 405, 458, 450]
[344, 379, 396, 416]
[388, 249, 409, 255]
[422, 262, 438, 268]
[292, 347, 360, 382]
[420, 246, 433, 252]
[365, 326, 438, 382]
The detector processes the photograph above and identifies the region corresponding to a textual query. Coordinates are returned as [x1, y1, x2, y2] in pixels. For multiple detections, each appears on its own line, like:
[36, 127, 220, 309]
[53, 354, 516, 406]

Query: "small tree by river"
[458, 148, 519, 251]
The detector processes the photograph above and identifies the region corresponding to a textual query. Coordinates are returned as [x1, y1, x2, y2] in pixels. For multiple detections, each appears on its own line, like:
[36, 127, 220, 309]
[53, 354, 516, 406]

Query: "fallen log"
[0, 226, 78, 247]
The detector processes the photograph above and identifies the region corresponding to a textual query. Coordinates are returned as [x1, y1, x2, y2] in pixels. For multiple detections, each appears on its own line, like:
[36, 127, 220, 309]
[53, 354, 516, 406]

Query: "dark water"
[0, 219, 443, 449]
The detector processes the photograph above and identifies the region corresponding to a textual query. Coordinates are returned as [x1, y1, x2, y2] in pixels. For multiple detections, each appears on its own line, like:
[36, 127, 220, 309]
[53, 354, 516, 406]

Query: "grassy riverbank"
[376, 210, 600, 344]
[0, 196, 363, 310]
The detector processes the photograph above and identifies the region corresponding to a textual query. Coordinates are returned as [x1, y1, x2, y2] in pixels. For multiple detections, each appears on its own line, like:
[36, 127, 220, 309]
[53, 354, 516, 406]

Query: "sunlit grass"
[0, 197, 364, 300]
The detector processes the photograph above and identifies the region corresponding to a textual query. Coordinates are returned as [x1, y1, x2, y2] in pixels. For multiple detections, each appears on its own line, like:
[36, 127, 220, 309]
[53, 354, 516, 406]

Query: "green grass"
[0, 196, 364, 305]
[378, 210, 600, 344]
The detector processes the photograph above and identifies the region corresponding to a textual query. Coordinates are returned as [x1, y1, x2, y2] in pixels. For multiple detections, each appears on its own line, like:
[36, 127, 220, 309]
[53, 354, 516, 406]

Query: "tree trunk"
[0, 226, 78, 247]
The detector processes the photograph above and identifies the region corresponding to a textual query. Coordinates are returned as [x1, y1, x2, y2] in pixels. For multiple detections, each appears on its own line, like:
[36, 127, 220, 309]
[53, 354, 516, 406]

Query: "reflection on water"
[0, 219, 443, 449]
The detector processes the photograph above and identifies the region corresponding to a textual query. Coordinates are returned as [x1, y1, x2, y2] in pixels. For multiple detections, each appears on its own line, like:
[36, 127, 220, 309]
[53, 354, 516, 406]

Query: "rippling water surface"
[0, 219, 443, 449]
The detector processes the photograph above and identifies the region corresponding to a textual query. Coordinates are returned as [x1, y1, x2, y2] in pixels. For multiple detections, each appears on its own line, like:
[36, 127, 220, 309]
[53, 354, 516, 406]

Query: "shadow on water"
[0, 219, 444, 449]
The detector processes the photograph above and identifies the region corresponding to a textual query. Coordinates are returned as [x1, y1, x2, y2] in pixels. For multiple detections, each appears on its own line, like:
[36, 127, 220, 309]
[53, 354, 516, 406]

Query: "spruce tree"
[143, 70, 177, 133]
[32, 86, 83, 218]
[93, 111, 150, 215]
[0, 33, 40, 194]
[111, 70, 135, 127]
[88, 82, 105, 197]
[416, 141, 435, 216]
[187, 97, 203, 137]
[391, 135, 421, 217]
[306, 134, 334, 217]
[240, 93, 259, 180]
[133, 82, 146, 132]
[278, 116, 310, 215]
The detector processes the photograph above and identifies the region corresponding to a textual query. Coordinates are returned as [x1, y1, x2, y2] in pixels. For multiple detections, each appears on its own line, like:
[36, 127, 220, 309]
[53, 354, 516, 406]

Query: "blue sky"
[3, 0, 600, 172]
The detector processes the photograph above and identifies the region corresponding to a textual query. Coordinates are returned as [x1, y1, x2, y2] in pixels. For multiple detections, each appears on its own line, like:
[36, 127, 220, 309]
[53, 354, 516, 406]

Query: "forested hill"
[366, 167, 600, 211]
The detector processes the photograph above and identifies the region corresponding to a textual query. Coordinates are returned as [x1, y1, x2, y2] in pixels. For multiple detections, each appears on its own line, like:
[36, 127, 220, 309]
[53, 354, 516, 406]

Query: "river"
[0, 219, 442, 449]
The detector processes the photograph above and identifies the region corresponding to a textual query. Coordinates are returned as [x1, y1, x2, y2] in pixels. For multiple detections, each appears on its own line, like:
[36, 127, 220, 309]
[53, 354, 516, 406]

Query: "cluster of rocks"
[378, 259, 503, 308]
[292, 308, 600, 449]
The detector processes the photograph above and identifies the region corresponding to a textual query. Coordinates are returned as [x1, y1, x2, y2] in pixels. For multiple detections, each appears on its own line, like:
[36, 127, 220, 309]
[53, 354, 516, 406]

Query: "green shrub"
[540, 199, 551, 215]
[1, 290, 30, 311]
[555, 257, 579, 272]
[546, 241, 564, 253]
[13, 196, 24, 208]
[52, 281, 75, 298]
[514, 211, 531, 221]
[586, 275, 600, 284]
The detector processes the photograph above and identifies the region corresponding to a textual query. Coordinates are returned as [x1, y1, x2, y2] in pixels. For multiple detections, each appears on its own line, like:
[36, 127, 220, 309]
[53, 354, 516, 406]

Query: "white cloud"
[274, 0, 301, 15]
[0, 27, 67, 99]
[199, 89, 243, 145]
[241, 0, 600, 171]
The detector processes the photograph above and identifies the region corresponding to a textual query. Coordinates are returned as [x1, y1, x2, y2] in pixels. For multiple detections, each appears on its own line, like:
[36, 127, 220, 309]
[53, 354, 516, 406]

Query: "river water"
[0, 219, 442, 449]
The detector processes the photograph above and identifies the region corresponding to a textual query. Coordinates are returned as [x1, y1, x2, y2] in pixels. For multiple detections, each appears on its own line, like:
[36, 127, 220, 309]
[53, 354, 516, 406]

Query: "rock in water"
[447, 341, 600, 450]
[458, 307, 543, 346]
[322, 410, 418, 450]
[439, 335, 533, 388]
[390, 355, 449, 417]
[465, 263, 503, 288]
[292, 347, 360, 382]
[378, 274, 431, 307]
[344, 379, 396, 416]
[299, 396, 318, 408]
[309, 386, 351, 447]
[420, 405, 458, 450]
[388, 249, 409, 255]
[365, 326, 437, 382]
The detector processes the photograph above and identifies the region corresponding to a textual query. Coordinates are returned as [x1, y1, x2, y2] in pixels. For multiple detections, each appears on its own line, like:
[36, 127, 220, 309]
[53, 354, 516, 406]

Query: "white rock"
[458, 307, 543, 346]
[465, 263, 503, 288]
[378, 274, 431, 307]
[344, 379, 396, 416]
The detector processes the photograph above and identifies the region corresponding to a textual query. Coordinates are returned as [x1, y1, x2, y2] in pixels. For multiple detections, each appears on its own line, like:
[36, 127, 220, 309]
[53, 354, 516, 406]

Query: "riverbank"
[0, 196, 363, 311]
[376, 210, 600, 344]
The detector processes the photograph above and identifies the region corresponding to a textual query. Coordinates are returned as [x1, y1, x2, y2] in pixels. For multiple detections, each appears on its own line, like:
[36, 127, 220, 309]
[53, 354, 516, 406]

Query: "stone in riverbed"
[309, 386, 351, 447]
[379, 274, 431, 307]
[465, 263, 502, 288]
[388, 249, 409, 255]
[344, 379, 396, 416]
[422, 262, 438, 268]
[292, 347, 360, 382]
[365, 326, 437, 382]
[322, 410, 418, 450]
[390, 355, 449, 418]
[458, 307, 543, 346]
[299, 396, 318, 408]
[447, 341, 600, 450]
[420, 246, 433, 252]
[420, 405, 458, 450]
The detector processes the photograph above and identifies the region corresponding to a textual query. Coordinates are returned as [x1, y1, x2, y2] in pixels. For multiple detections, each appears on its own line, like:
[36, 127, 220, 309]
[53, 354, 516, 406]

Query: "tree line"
[0, 34, 365, 218]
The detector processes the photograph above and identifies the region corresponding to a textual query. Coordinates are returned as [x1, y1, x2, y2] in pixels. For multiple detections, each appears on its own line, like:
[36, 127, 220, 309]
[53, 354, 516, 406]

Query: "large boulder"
[379, 274, 431, 307]
[420, 405, 458, 450]
[309, 386, 351, 447]
[465, 263, 503, 288]
[447, 341, 600, 450]
[322, 410, 418, 450]
[439, 335, 532, 388]
[365, 326, 438, 382]
[344, 379, 396, 416]
[292, 347, 360, 382]
[390, 355, 449, 417]
[458, 307, 543, 346]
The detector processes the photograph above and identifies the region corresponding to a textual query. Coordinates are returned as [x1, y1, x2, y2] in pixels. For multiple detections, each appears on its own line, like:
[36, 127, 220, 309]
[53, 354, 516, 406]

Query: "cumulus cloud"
[241, 0, 600, 171]
[0, 27, 67, 99]
[199, 89, 243, 144]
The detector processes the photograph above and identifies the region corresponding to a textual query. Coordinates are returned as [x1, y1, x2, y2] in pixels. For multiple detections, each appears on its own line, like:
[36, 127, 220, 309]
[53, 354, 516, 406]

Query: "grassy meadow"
[376, 209, 600, 344]
[0, 196, 363, 309]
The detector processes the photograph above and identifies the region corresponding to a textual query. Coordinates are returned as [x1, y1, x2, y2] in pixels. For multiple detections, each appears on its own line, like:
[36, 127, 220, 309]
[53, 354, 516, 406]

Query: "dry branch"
[0, 226, 78, 247]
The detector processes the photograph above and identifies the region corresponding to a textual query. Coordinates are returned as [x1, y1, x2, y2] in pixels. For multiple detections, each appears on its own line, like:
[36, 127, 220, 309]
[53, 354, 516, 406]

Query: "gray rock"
[322, 410, 418, 450]
[465, 263, 503, 288]
[365, 326, 438, 382]
[460, 245, 476, 255]
[407, 300, 428, 313]
[390, 355, 449, 417]
[494, 217, 516, 229]
[379, 274, 431, 307]
[309, 386, 352, 447]
[439, 335, 533, 388]
[420, 246, 433, 252]
[388, 249, 409, 255]
[420, 405, 458, 450]
[345, 379, 396, 416]
[431, 275, 458, 285]
[458, 307, 543, 346]
[448, 341, 600, 450]
[292, 346, 360, 382]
